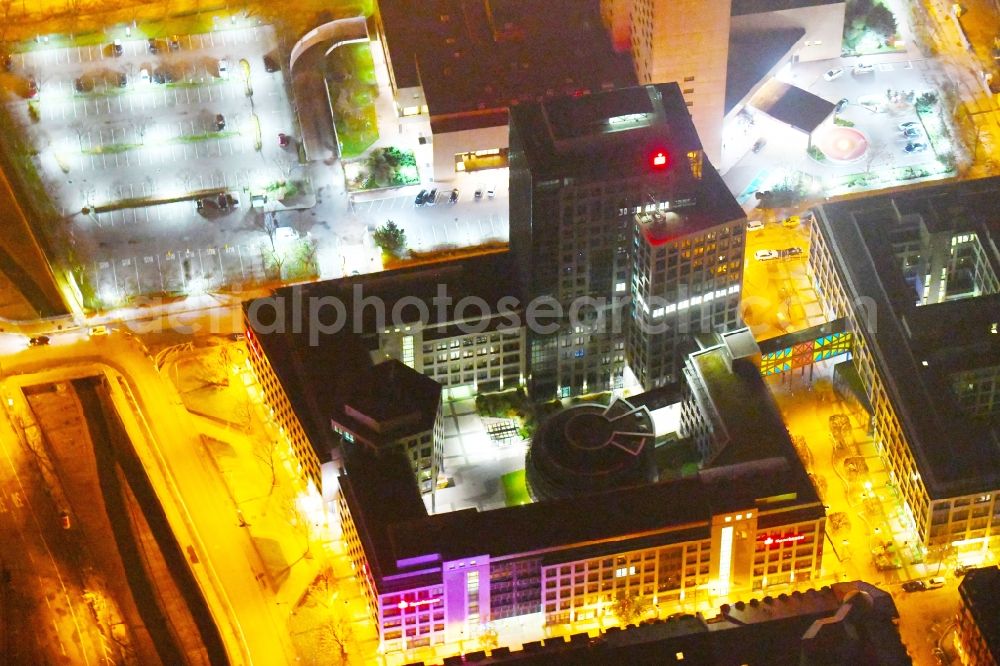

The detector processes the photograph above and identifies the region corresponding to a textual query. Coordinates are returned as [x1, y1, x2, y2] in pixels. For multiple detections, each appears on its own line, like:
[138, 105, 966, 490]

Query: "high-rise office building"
[600, 0, 846, 165]
[509, 83, 745, 398]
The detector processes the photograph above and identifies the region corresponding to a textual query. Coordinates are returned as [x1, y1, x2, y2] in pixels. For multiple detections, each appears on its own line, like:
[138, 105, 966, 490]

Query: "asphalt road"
[0, 394, 107, 665]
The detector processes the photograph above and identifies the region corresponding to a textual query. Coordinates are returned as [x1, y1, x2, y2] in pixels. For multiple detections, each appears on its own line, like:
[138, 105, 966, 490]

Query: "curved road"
[0, 328, 298, 665]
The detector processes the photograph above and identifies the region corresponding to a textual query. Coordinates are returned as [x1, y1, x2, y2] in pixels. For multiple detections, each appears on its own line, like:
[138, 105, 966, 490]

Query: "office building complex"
[600, 0, 845, 164]
[242, 253, 526, 495]
[810, 177, 1000, 558]
[372, 0, 635, 180]
[509, 83, 745, 398]
[336, 329, 825, 654]
[957, 565, 1000, 665]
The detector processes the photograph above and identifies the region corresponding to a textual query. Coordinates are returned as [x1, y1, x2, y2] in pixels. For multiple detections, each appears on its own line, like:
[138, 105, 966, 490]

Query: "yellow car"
[782, 215, 800, 228]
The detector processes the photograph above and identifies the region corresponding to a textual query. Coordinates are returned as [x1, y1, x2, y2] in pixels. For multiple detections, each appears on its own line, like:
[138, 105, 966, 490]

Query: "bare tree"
[294, 571, 353, 665]
[254, 437, 280, 496]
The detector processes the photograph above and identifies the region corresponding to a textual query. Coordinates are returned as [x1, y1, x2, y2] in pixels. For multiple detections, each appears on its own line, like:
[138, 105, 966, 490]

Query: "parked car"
[754, 249, 779, 261]
[89, 325, 109, 336]
[414, 189, 428, 206]
[28, 335, 50, 346]
[780, 247, 803, 257]
[117, 71, 129, 87]
[74, 77, 86, 92]
[111, 39, 123, 56]
[782, 215, 800, 228]
[835, 98, 849, 113]
[902, 580, 926, 592]
[449, 188, 459, 204]
[823, 67, 844, 81]
[1, 53, 12, 71]
[59, 511, 71, 529]
[902, 126, 923, 138]
[926, 576, 946, 589]
[853, 63, 875, 75]
[26, 76, 37, 97]
[899, 121, 921, 131]
[904, 142, 927, 153]
[425, 188, 438, 205]
[217, 193, 239, 209]
[168, 35, 180, 51]
[218, 59, 229, 79]
[487, 184, 496, 198]
[746, 220, 765, 232]
[263, 55, 279, 73]
[751, 138, 766, 153]
[474, 186, 483, 200]
[139, 68, 150, 84]
[215, 114, 226, 131]
[147, 38, 159, 54]
[954, 564, 975, 577]
[278, 132, 290, 147]
[196, 198, 205, 212]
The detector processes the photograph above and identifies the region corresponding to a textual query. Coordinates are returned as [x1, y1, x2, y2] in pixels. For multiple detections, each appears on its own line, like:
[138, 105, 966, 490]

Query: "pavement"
[0, 328, 302, 665]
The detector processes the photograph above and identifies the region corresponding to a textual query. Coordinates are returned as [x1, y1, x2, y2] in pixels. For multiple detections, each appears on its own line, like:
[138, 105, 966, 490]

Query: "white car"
[754, 249, 780, 261]
[89, 325, 109, 336]
[218, 59, 229, 79]
[746, 220, 765, 232]
[926, 576, 946, 589]
[853, 63, 875, 75]
[823, 67, 844, 81]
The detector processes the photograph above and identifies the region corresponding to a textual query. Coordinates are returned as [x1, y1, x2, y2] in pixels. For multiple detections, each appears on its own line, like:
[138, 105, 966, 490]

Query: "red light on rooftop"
[650, 151, 669, 169]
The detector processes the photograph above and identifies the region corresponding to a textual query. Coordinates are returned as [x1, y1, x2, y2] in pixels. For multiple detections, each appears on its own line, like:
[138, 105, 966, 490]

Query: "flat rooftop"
[339, 373, 821, 588]
[465, 581, 907, 665]
[726, 28, 804, 113]
[511, 84, 703, 176]
[748, 79, 835, 134]
[959, 566, 1000, 660]
[377, 0, 635, 133]
[511, 84, 746, 239]
[816, 177, 1000, 498]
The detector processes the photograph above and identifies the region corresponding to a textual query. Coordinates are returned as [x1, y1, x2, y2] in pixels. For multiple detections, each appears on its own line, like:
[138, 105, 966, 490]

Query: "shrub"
[372, 220, 406, 255]
[915, 91, 938, 113]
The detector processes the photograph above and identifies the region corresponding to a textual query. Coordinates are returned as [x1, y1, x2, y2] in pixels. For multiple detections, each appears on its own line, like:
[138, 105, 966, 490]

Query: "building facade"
[243, 323, 323, 491]
[509, 83, 746, 398]
[809, 179, 1000, 559]
[601, 0, 732, 162]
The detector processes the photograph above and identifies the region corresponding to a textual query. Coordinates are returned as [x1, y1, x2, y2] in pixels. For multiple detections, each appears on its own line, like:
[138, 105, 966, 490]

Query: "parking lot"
[350, 178, 509, 251]
[3, 22, 297, 306]
[723, 50, 957, 199]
